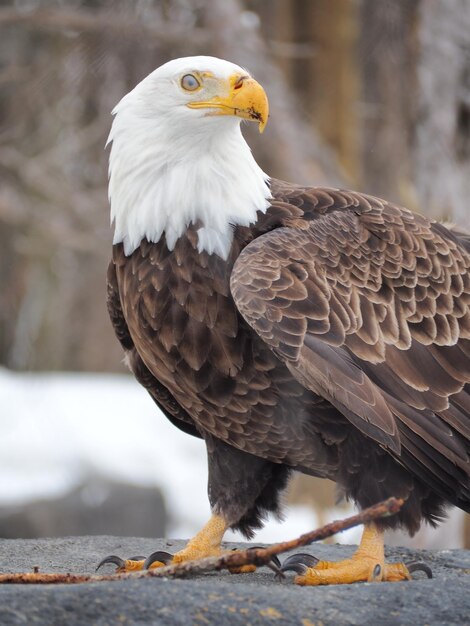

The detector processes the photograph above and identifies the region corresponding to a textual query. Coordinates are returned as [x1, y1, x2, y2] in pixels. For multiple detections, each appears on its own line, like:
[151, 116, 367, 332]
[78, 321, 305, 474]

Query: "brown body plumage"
[108, 181, 470, 537]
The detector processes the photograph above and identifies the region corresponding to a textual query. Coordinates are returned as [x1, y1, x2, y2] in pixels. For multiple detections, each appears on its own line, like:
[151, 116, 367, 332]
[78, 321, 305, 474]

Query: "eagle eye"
[181, 74, 200, 91]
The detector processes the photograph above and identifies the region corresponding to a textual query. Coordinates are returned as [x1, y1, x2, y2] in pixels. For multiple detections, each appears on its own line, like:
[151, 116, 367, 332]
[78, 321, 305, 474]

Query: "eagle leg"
[96, 514, 227, 572]
[96, 514, 258, 573]
[169, 513, 229, 563]
[156, 513, 278, 573]
[283, 523, 415, 585]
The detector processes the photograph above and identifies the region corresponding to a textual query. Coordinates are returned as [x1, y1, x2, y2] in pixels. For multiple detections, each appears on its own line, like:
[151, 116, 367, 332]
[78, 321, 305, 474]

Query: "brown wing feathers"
[232, 185, 470, 506]
[107, 259, 201, 438]
[108, 176, 470, 525]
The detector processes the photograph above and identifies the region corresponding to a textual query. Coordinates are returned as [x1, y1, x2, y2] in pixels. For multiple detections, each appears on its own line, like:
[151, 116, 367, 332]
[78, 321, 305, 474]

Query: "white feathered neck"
[107, 62, 271, 259]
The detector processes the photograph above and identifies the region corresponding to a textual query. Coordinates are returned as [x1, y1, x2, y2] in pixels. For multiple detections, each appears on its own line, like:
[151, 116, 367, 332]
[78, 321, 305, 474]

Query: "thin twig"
[0, 7, 208, 45]
[0, 497, 402, 584]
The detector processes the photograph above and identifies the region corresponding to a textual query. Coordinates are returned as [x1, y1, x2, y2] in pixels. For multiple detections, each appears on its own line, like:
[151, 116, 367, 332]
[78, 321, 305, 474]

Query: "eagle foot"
[278, 522, 432, 585]
[279, 554, 432, 585]
[96, 546, 281, 575]
[280, 553, 416, 585]
[96, 514, 230, 573]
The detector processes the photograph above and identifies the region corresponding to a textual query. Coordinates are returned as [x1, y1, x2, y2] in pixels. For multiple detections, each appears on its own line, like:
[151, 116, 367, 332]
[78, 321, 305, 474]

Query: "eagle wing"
[231, 187, 470, 508]
[107, 261, 202, 439]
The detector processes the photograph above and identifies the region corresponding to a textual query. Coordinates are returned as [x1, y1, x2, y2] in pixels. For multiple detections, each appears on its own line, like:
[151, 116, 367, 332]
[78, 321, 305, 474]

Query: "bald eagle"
[104, 56, 470, 585]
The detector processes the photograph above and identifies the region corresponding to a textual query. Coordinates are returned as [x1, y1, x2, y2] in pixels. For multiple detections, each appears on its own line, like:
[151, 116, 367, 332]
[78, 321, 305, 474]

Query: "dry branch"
[0, 497, 402, 585]
[0, 7, 208, 45]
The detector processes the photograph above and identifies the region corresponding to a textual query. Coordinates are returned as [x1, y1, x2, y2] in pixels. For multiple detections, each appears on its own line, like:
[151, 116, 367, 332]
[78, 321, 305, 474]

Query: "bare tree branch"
[0, 7, 208, 45]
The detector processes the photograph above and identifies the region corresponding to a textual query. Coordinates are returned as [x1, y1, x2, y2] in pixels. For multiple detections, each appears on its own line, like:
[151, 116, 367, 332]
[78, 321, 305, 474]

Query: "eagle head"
[107, 57, 272, 259]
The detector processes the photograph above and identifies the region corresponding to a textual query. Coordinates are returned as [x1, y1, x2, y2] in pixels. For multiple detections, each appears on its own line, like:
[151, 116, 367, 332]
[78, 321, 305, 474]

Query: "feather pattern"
[229, 184, 470, 528]
[109, 180, 470, 536]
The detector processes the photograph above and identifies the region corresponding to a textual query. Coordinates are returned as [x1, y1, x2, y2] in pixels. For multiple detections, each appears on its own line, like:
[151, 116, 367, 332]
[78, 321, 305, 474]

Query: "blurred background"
[0, 0, 469, 549]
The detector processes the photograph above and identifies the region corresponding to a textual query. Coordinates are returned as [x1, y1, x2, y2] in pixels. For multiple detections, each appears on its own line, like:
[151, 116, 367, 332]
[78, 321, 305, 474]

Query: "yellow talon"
[293, 523, 412, 586]
[98, 514, 273, 575]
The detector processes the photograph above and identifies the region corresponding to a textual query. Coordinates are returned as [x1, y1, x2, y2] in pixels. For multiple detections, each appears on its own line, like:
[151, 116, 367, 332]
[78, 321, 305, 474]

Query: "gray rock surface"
[0, 536, 469, 625]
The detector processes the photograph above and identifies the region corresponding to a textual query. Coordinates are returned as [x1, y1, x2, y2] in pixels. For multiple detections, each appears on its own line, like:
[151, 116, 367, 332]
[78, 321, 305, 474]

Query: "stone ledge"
[0, 536, 469, 626]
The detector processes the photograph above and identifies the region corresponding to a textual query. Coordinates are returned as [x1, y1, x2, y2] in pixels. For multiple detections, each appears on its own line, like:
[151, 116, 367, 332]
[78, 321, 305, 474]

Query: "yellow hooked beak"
[187, 73, 269, 133]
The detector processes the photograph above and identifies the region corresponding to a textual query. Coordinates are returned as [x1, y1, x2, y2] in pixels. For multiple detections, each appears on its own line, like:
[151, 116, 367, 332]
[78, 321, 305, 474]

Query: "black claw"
[230, 546, 282, 574]
[271, 555, 282, 569]
[96, 555, 126, 572]
[266, 560, 286, 579]
[143, 551, 174, 569]
[406, 561, 433, 579]
[247, 546, 282, 570]
[280, 553, 320, 576]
